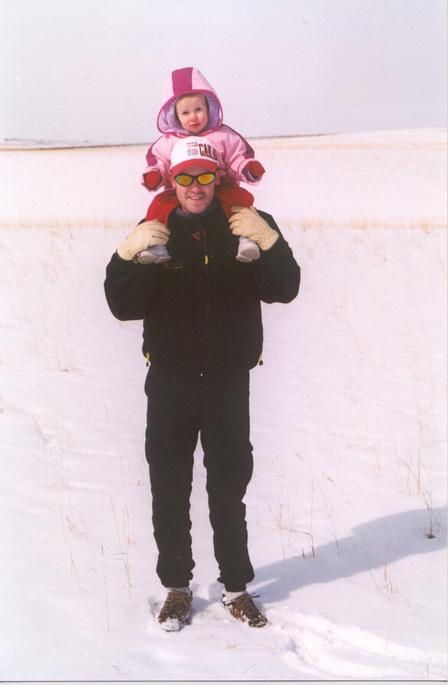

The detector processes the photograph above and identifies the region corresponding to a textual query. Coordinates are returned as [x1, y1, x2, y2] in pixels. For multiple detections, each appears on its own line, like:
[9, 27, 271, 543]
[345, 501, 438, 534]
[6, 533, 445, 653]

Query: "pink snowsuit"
[142, 67, 265, 223]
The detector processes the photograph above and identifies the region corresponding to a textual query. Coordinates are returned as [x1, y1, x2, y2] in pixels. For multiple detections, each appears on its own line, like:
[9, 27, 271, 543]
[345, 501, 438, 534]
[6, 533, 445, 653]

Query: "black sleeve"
[104, 251, 161, 321]
[254, 212, 301, 304]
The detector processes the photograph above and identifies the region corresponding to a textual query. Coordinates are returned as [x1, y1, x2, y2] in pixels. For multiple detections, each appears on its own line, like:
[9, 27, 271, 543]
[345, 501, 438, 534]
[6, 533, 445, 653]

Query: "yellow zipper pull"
[145, 352, 151, 367]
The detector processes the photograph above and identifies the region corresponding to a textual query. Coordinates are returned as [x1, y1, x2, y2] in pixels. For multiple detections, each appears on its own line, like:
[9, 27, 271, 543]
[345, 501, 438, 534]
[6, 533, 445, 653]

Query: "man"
[104, 136, 300, 631]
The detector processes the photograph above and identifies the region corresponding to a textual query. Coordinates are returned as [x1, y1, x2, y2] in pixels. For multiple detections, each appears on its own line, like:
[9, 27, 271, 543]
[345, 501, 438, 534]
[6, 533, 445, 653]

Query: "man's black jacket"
[104, 202, 300, 375]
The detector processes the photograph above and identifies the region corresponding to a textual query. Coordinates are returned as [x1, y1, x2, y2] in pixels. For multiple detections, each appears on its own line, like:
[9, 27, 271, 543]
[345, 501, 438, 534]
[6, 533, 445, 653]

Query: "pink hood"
[156, 67, 223, 134]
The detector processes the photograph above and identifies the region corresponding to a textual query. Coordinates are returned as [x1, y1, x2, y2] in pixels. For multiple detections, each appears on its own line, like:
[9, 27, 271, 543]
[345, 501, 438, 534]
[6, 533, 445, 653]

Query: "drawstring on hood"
[157, 67, 223, 135]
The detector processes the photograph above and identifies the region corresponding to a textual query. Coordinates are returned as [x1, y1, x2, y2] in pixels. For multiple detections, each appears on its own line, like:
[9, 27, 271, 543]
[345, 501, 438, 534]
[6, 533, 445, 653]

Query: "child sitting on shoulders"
[138, 66, 265, 264]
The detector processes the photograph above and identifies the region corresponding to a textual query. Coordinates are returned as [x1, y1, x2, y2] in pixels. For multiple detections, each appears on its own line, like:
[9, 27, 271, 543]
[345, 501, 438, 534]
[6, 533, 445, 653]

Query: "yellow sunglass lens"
[176, 174, 193, 186]
[197, 173, 214, 185]
[175, 173, 215, 186]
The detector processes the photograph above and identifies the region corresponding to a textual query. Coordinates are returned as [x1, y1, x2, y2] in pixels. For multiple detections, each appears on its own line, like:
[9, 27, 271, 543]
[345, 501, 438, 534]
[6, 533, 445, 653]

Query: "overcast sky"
[1, 0, 446, 144]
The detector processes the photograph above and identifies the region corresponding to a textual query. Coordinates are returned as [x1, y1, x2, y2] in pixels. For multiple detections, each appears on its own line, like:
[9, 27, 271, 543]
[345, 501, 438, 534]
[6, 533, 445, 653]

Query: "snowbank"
[0, 129, 446, 681]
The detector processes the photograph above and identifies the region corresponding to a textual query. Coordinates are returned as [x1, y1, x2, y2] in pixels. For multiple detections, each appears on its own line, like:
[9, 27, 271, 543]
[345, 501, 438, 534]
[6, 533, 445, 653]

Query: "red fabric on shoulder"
[216, 183, 254, 218]
[146, 183, 254, 223]
[146, 190, 178, 224]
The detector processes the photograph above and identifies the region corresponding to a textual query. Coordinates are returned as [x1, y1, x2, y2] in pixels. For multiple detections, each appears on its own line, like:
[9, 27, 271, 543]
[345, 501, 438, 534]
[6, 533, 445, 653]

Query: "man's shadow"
[208, 507, 446, 603]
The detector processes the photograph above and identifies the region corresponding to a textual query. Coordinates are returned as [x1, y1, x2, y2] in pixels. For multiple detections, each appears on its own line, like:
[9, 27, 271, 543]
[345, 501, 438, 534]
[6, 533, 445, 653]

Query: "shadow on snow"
[210, 507, 446, 602]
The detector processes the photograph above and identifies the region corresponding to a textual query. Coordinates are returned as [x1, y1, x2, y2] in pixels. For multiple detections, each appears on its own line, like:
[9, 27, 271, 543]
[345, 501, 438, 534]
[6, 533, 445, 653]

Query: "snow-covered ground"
[0, 129, 446, 681]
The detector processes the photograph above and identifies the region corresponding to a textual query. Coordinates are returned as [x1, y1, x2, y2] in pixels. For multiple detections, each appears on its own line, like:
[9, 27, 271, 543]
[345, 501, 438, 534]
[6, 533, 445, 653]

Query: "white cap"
[170, 136, 219, 175]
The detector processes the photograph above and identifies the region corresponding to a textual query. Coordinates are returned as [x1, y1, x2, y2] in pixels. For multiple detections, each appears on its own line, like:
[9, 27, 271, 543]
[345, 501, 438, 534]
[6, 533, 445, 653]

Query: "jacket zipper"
[201, 226, 212, 374]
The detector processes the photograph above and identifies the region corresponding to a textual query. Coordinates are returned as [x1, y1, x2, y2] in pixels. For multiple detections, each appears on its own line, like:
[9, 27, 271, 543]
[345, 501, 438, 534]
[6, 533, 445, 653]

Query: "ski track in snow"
[145, 592, 446, 680]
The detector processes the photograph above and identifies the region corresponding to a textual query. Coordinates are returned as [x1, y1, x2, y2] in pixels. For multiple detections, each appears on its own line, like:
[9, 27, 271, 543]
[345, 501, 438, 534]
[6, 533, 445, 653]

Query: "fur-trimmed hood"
[156, 67, 223, 134]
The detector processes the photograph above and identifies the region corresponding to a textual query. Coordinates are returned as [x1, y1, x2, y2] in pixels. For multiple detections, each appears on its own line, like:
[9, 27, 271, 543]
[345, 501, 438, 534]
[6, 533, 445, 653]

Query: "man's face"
[173, 166, 217, 214]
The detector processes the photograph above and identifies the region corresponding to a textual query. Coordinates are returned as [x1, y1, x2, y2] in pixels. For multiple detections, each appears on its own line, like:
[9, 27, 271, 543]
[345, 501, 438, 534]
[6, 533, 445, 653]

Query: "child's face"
[175, 94, 208, 134]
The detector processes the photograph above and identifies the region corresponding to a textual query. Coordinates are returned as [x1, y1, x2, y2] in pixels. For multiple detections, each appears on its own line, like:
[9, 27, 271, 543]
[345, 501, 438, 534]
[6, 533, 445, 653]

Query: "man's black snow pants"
[145, 364, 255, 592]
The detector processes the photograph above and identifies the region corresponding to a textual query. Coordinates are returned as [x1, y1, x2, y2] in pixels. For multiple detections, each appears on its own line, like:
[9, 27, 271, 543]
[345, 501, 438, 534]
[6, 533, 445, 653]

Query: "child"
[138, 66, 266, 264]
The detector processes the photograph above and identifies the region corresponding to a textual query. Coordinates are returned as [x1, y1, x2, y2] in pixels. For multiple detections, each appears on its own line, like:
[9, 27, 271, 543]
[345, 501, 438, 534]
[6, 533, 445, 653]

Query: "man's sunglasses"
[174, 172, 216, 187]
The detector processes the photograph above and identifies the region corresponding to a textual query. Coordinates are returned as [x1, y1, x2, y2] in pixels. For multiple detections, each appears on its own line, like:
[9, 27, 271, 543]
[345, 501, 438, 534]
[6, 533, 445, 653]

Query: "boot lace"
[226, 592, 267, 626]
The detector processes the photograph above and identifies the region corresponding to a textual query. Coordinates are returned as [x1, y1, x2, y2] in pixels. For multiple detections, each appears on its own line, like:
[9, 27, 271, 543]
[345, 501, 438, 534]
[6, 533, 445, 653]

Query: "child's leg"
[146, 189, 178, 224]
[215, 184, 254, 218]
[137, 190, 178, 264]
[215, 185, 260, 263]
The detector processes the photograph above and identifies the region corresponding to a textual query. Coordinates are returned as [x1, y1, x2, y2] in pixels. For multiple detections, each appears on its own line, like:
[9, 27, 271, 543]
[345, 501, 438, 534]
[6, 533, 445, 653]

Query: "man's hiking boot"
[222, 592, 268, 627]
[157, 588, 192, 632]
